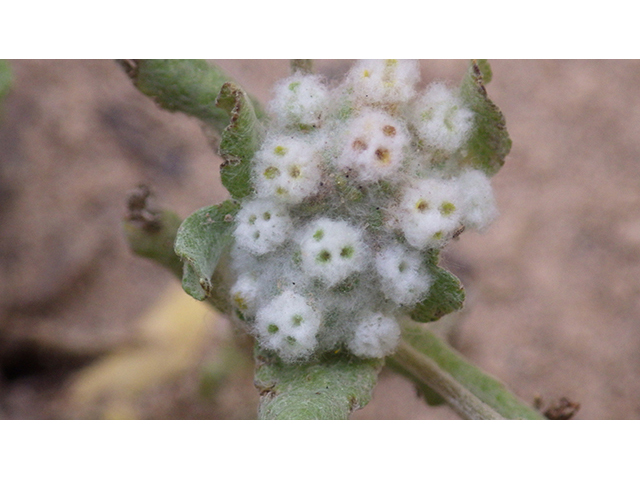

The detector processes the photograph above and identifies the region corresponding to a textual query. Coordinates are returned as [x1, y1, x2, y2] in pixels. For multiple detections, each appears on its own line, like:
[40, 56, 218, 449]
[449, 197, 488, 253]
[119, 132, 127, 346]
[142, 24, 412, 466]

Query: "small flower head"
[375, 244, 432, 305]
[255, 290, 322, 361]
[456, 169, 498, 231]
[335, 110, 409, 183]
[253, 137, 323, 203]
[270, 73, 330, 129]
[411, 82, 474, 153]
[345, 59, 420, 105]
[230, 273, 261, 318]
[298, 218, 368, 286]
[234, 199, 293, 255]
[394, 178, 462, 250]
[348, 312, 401, 358]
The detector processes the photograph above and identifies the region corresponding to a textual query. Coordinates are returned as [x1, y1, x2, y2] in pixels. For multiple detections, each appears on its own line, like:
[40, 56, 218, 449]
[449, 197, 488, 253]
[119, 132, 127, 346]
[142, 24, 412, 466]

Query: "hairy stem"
[123, 186, 183, 278]
[117, 59, 265, 135]
[392, 319, 545, 419]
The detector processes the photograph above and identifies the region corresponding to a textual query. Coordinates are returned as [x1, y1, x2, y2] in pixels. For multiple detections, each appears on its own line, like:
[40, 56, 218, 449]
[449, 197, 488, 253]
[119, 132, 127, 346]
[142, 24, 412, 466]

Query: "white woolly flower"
[456, 169, 498, 230]
[394, 178, 463, 250]
[253, 137, 322, 203]
[298, 218, 368, 286]
[348, 312, 400, 358]
[412, 83, 474, 152]
[234, 199, 293, 255]
[375, 245, 432, 305]
[335, 110, 409, 183]
[344, 59, 420, 105]
[255, 290, 322, 361]
[230, 273, 261, 318]
[270, 73, 330, 128]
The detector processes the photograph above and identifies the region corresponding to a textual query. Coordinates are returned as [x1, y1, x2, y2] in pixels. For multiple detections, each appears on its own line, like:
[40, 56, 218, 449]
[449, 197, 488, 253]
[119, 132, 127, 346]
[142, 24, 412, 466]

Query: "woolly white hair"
[334, 109, 410, 183]
[393, 178, 463, 250]
[348, 312, 401, 358]
[269, 73, 330, 128]
[297, 217, 369, 287]
[253, 136, 323, 203]
[234, 199, 293, 255]
[230, 273, 261, 318]
[344, 59, 420, 105]
[456, 169, 498, 231]
[375, 244, 432, 305]
[254, 290, 322, 361]
[411, 82, 474, 153]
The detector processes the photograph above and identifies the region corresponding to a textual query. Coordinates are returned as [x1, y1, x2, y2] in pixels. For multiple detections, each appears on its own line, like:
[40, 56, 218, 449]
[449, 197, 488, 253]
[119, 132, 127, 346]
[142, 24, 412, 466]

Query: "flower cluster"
[230, 60, 497, 362]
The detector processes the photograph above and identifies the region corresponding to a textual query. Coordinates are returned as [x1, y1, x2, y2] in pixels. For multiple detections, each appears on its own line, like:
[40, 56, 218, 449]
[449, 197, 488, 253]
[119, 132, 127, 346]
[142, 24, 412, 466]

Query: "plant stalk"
[392, 319, 545, 419]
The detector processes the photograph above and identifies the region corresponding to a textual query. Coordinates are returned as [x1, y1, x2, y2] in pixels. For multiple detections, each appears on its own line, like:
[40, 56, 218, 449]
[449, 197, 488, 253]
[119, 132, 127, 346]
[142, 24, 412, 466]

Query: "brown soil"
[1, 60, 638, 419]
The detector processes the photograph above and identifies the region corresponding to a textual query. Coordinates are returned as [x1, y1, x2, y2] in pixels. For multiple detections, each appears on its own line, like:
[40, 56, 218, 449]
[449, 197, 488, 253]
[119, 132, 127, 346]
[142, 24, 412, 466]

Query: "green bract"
[459, 59, 512, 176]
[174, 200, 239, 303]
[216, 82, 265, 200]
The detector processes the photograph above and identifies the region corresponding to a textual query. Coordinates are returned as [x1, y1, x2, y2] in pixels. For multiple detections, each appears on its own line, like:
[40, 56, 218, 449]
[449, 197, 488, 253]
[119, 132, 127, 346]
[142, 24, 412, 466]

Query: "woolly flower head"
[334, 109, 410, 183]
[456, 169, 498, 230]
[345, 59, 420, 105]
[348, 312, 401, 359]
[297, 218, 368, 287]
[411, 82, 474, 153]
[269, 73, 330, 129]
[228, 60, 500, 363]
[393, 178, 463, 250]
[375, 244, 432, 306]
[253, 136, 323, 203]
[255, 290, 322, 361]
[234, 199, 293, 255]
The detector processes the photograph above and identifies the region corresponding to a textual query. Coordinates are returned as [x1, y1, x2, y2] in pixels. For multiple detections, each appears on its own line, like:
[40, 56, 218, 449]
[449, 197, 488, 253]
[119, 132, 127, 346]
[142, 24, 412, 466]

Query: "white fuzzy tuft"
[255, 290, 322, 361]
[456, 169, 498, 230]
[411, 82, 474, 152]
[298, 218, 368, 286]
[230, 273, 261, 318]
[234, 199, 293, 255]
[344, 59, 420, 105]
[269, 73, 330, 128]
[375, 244, 432, 305]
[334, 109, 410, 183]
[348, 312, 401, 358]
[253, 136, 323, 203]
[393, 178, 463, 250]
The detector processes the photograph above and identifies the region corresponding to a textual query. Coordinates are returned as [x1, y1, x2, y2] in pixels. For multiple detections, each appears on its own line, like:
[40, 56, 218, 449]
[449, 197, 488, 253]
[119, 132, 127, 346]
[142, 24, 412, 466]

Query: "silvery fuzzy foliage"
[230, 60, 498, 362]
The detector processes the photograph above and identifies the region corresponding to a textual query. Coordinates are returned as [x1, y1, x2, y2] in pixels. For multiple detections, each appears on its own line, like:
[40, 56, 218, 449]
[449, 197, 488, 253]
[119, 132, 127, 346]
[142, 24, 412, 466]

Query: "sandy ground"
[0, 59, 638, 419]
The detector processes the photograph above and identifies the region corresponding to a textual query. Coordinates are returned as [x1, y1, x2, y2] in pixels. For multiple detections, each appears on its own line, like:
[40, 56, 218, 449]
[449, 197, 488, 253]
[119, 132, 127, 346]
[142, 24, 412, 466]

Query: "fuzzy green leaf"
[174, 200, 239, 302]
[409, 255, 465, 323]
[459, 59, 511, 176]
[216, 82, 264, 200]
[255, 351, 383, 420]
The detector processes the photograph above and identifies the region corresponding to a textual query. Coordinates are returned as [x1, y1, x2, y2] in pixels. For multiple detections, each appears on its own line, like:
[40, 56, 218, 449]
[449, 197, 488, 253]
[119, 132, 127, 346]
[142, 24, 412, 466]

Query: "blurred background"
[0, 59, 638, 419]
